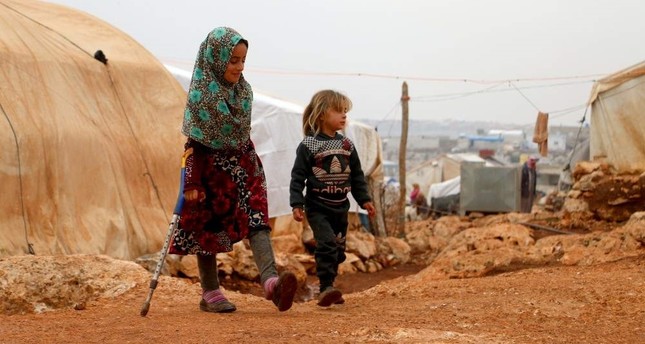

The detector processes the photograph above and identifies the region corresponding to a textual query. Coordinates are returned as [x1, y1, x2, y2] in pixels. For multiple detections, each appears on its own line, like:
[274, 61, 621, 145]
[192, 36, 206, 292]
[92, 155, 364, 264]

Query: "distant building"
[382, 135, 455, 165]
[405, 151, 506, 198]
[488, 129, 526, 148]
[526, 132, 567, 153]
[454, 134, 504, 152]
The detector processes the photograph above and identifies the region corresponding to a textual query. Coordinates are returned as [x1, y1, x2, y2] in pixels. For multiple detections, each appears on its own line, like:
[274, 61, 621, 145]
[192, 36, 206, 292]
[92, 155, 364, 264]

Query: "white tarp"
[588, 60, 645, 171]
[428, 176, 460, 207]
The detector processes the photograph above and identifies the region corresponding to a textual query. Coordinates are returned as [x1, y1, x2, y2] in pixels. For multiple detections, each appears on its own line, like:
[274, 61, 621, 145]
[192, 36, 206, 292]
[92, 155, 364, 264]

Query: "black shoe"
[199, 299, 236, 313]
[317, 287, 342, 307]
[272, 271, 297, 312]
[335, 296, 345, 304]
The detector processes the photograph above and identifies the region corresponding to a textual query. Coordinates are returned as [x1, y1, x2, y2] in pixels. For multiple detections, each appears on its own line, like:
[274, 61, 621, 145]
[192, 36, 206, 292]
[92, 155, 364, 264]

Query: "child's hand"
[363, 202, 376, 217]
[184, 189, 205, 203]
[292, 208, 305, 222]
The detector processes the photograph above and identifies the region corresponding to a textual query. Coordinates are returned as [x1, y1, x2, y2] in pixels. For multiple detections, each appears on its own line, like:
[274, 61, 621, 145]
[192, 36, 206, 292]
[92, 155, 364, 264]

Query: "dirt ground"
[2, 253, 643, 344]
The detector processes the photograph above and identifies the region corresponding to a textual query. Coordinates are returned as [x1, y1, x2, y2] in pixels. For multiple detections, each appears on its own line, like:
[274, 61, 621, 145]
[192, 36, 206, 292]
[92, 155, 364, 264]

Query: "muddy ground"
[2, 253, 643, 344]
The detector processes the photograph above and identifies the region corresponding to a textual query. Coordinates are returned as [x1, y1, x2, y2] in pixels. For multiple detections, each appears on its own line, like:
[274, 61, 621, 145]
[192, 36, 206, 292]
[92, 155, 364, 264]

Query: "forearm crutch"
[140, 150, 189, 316]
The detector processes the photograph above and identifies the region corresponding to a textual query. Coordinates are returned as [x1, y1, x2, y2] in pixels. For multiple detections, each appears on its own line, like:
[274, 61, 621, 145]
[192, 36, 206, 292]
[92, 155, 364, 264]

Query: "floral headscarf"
[181, 27, 253, 150]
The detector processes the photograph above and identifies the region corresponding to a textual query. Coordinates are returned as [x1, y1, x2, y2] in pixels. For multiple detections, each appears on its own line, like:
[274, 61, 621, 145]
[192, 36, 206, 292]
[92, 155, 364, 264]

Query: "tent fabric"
[428, 176, 460, 207]
[588, 60, 645, 171]
[0, 0, 186, 259]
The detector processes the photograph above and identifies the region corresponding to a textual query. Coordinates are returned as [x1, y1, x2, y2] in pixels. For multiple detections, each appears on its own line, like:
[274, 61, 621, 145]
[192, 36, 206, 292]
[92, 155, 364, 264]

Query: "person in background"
[409, 183, 421, 205]
[290, 90, 376, 307]
[521, 156, 538, 213]
[168, 27, 297, 313]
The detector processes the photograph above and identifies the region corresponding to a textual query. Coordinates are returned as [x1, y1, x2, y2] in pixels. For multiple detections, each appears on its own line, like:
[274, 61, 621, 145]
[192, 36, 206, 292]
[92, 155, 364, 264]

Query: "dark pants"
[306, 209, 348, 291]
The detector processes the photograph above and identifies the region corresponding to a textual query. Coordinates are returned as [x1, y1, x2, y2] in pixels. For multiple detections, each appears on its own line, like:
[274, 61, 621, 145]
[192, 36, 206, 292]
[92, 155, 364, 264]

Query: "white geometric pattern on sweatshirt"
[302, 135, 354, 155]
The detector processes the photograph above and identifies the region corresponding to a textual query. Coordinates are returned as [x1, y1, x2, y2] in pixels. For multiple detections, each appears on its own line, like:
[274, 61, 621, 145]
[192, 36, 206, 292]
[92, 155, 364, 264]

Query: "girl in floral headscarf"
[169, 27, 297, 313]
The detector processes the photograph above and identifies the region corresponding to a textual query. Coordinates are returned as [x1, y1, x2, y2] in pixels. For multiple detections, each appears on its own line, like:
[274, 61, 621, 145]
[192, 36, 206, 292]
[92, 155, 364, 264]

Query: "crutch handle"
[172, 150, 189, 215]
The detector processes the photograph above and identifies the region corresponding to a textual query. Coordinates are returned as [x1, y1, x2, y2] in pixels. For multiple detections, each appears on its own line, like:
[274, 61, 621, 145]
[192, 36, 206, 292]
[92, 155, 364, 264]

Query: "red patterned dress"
[169, 138, 270, 255]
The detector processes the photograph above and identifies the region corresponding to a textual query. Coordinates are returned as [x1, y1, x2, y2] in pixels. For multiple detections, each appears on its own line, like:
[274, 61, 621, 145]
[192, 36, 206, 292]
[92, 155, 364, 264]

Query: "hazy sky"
[46, 0, 645, 127]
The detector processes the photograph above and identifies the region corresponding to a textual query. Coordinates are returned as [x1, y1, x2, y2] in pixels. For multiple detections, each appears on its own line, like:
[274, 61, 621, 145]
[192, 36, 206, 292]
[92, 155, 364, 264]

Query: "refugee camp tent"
[428, 176, 460, 216]
[588, 60, 645, 171]
[165, 65, 386, 235]
[0, 0, 186, 259]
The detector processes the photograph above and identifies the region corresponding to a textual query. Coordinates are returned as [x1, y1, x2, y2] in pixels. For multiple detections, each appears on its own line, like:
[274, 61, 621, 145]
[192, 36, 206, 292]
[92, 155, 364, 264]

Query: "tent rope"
[564, 106, 589, 174]
[0, 102, 35, 255]
[102, 63, 170, 224]
[510, 82, 541, 112]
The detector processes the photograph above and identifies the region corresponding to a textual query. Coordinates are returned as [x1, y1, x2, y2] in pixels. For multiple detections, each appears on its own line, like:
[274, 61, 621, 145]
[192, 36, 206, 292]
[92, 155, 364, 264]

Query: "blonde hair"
[302, 90, 353, 136]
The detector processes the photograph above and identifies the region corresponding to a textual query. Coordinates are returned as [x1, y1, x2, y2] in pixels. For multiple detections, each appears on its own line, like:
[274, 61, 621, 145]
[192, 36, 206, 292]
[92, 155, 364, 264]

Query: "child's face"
[224, 42, 247, 84]
[321, 107, 347, 134]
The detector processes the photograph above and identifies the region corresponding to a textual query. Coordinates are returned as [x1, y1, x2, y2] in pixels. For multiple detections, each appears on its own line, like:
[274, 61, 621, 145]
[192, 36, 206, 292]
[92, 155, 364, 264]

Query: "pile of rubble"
[404, 211, 644, 280]
[550, 161, 644, 222]
[136, 222, 413, 289]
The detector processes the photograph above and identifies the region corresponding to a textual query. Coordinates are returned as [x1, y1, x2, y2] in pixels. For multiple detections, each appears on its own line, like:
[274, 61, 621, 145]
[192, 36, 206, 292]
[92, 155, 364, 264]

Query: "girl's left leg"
[197, 254, 236, 313]
[248, 228, 297, 312]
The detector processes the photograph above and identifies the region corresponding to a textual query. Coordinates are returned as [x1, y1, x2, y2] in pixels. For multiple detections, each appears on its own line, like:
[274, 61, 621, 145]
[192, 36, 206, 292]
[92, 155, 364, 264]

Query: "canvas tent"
[0, 0, 186, 259]
[588, 60, 645, 171]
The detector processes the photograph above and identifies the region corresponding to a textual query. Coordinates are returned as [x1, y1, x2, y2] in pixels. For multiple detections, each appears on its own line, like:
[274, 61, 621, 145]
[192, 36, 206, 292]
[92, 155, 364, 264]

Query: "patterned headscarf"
[181, 27, 253, 150]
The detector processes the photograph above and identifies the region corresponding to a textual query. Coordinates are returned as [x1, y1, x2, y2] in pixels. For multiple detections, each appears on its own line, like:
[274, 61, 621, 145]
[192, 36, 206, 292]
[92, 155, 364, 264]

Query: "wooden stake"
[397, 82, 409, 237]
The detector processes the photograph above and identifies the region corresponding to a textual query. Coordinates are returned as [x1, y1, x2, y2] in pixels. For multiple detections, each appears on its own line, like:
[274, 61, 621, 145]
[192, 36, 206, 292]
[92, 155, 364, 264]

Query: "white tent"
[588, 60, 645, 171]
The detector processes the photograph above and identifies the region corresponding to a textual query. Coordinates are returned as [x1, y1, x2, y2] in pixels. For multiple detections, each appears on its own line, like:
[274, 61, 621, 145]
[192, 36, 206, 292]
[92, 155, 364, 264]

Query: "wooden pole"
[397, 82, 409, 237]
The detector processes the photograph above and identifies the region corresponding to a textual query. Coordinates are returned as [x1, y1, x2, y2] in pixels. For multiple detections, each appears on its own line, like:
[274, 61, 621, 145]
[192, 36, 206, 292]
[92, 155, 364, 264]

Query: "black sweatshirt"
[289, 132, 372, 214]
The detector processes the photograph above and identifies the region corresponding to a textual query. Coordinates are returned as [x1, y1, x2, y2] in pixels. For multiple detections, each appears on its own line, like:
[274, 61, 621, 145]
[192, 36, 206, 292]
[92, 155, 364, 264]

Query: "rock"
[271, 233, 306, 254]
[405, 227, 433, 253]
[274, 253, 308, 284]
[179, 255, 199, 280]
[0, 255, 149, 315]
[378, 237, 411, 265]
[346, 231, 377, 259]
[563, 198, 589, 213]
[338, 260, 357, 274]
[433, 216, 469, 241]
[572, 161, 601, 180]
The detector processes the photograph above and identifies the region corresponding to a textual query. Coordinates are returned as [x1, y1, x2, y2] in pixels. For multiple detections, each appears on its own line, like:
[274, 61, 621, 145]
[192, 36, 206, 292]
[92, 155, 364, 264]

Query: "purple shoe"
[199, 299, 236, 313]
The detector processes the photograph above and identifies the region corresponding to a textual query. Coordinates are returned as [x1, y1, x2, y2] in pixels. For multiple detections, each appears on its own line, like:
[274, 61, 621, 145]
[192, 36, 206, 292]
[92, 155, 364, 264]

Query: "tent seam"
[0, 101, 35, 255]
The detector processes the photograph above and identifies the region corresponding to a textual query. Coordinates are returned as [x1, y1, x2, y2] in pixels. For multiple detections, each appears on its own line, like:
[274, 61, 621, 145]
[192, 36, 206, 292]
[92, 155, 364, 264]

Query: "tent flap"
[589, 61, 645, 171]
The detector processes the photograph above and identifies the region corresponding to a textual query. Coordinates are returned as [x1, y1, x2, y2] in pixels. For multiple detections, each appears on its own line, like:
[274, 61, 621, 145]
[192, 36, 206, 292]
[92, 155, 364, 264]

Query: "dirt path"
[2, 255, 643, 344]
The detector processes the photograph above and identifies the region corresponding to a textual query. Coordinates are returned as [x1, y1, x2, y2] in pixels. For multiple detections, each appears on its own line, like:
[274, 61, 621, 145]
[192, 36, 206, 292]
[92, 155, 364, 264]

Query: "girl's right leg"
[197, 254, 236, 313]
